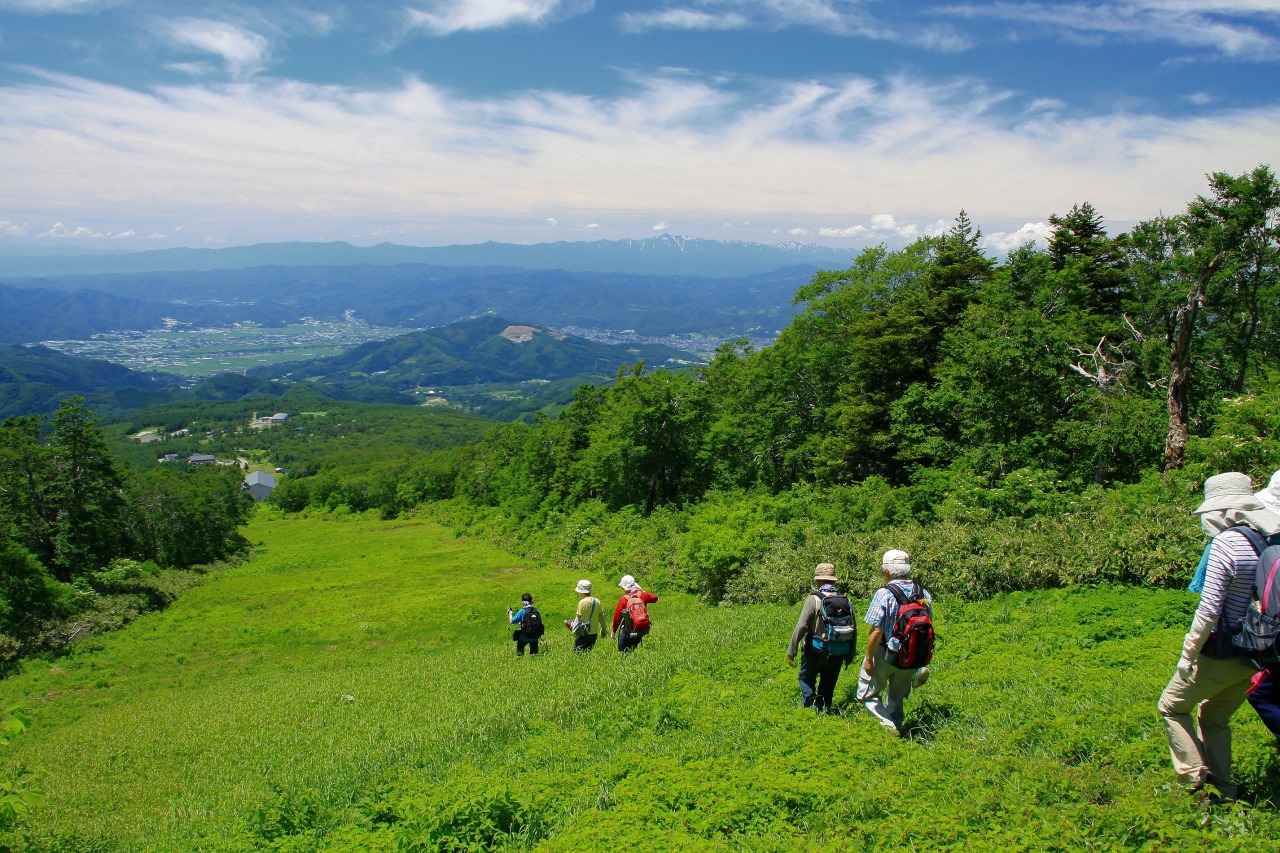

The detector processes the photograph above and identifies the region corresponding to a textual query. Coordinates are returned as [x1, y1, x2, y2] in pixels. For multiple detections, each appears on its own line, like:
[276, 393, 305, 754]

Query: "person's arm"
[786, 596, 816, 664]
[864, 627, 884, 674]
[612, 596, 626, 633]
[510, 608, 525, 625]
[642, 590, 659, 603]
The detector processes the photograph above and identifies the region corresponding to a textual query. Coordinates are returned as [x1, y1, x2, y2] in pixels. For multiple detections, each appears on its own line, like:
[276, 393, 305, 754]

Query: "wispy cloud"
[620, 1, 973, 51]
[163, 19, 271, 78]
[0, 219, 30, 236]
[406, 0, 593, 36]
[0, 0, 105, 13]
[942, 1, 1280, 60]
[2, 68, 1277, 246]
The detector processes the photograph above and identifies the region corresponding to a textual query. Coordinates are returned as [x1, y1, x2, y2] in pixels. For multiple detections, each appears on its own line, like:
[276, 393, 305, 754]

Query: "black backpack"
[1229, 530, 1280, 663]
[812, 591, 856, 658]
[521, 606, 545, 639]
[885, 583, 934, 669]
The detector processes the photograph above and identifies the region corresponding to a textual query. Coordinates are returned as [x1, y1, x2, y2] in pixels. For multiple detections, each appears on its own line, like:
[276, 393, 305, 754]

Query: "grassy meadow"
[1, 510, 1279, 851]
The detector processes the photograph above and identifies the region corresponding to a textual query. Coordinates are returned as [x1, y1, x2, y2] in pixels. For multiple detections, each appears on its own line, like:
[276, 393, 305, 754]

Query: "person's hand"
[863, 656, 876, 676]
[1177, 652, 1198, 682]
[786, 653, 795, 666]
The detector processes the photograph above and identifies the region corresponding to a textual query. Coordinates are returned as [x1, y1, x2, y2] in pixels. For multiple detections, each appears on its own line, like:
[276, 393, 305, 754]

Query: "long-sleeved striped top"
[1197, 527, 1265, 631]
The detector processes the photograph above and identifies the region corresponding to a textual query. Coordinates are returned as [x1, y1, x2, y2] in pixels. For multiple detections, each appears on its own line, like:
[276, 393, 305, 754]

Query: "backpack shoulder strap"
[884, 583, 908, 606]
[1233, 526, 1268, 555]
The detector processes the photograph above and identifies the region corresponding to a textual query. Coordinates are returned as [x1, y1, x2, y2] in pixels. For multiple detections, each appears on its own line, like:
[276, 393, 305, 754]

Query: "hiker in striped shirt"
[1158, 472, 1280, 803]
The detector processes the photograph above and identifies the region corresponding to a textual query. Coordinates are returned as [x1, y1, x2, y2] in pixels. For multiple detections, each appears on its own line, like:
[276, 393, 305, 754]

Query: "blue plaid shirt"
[864, 579, 932, 633]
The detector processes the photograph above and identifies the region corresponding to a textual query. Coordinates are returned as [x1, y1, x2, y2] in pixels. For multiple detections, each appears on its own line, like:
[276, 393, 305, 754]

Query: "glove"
[1177, 611, 1216, 682]
[1177, 652, 1197, 682]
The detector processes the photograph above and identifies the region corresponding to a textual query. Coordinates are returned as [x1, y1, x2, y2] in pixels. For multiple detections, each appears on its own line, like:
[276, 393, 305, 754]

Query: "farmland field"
[1, 510, 1278, 851]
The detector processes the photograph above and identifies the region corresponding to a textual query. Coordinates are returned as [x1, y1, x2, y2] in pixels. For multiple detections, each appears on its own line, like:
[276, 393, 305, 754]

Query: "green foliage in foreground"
[0, 512, 1277, 851]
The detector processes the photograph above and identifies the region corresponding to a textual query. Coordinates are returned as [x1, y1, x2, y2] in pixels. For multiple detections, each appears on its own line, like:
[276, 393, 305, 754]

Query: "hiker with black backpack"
[856, 549, 933, 734]
[786, 563, 857, 712]
[1158, 472, 1280, 803]
[508, 592, 545, 655]
[612, 574, 658, 653]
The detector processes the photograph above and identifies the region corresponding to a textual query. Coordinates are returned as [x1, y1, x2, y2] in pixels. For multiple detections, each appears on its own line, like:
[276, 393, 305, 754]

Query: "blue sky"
[0, 1, 1277, 256]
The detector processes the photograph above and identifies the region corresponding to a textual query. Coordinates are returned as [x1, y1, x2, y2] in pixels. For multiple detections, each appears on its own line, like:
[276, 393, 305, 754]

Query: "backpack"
[812, 591, 856, 657]
[624, 591, 651, 632]
[521, 605, 545, 639]
[885, 582, 934, 669]
[1228, 529, 1280, 664]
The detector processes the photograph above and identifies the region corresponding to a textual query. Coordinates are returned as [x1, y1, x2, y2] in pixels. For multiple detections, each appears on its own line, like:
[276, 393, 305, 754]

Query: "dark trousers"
[516, 637, 540, 655]
[573, 633, 598, 653]
[1247, 668, 1280, 742]
[617, 623, 649, 653]
[799, 642, 845, 710]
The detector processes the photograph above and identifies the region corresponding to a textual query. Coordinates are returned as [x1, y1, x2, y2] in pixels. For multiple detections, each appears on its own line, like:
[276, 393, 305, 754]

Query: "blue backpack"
[1230, 533, 1280, 664]
[812, 591, 856, 658]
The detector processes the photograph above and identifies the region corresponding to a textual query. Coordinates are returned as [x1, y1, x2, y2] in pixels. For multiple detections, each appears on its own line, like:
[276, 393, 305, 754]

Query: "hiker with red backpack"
[1158, 472, 1280, 803]
[612, 574, 658, 652]
[856, 549, 933, 734]
[787, 563, 858, 712]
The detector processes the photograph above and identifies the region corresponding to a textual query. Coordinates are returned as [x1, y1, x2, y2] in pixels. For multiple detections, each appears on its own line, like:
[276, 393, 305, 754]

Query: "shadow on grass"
[901, 698, 958, 742]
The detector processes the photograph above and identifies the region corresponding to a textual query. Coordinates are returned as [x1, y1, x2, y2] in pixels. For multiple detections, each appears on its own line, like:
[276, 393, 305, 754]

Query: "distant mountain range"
[0, 262, 809, 345]
[0, 235, 857, 278]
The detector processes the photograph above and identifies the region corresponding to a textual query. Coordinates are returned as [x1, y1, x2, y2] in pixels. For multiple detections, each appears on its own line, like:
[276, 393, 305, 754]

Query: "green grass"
[2, 510, 1279, 851]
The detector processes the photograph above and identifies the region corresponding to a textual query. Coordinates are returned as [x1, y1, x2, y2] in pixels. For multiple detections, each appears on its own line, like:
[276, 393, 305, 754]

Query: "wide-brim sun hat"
[574, 579, 592, 594]
[1193, 472, 1266, 515]
[813, 562, 837, 583]
[1256, 470, 1280, 515]
[618, 574, 638, 591]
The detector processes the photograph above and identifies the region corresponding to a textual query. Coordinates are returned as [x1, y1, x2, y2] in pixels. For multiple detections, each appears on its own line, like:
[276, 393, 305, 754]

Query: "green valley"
[0, 512, 1277, 851]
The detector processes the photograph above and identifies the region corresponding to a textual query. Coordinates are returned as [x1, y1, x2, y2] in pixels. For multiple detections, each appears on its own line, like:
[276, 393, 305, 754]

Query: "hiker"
[507, 592, 544, 655]
[612, 574, 658, 653]
[1158, 472, 1280, 802]
[565, 579, 607, 652]
[787, 563, 857, 711]
[1247, 470, 1280, 749]
[856, 549, 933, 734]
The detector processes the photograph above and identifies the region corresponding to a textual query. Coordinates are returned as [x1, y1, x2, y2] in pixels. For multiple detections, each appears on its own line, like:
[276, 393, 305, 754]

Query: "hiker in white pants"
[857, 549, 931, 733]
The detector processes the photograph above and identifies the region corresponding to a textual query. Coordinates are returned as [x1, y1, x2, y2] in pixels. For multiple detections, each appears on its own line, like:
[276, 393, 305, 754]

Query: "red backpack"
[625, 591, 651, 631]
[885, 582, 934, 669]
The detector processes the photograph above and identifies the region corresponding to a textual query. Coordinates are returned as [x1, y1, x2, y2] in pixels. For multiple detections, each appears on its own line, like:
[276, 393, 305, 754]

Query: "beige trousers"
[1157, 655, 1257, 798]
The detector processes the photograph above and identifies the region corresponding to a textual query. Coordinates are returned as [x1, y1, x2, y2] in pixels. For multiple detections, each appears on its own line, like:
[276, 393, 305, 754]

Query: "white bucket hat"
[574, 579, 592, 595]
[618, 574, 639, 591]
[1256, 470, 1280, 515]
[1194, 472, 1265, 514]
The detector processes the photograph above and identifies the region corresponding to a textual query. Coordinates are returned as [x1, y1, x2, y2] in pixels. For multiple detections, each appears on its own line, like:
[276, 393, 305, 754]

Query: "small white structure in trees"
[243, 471, 277, 502]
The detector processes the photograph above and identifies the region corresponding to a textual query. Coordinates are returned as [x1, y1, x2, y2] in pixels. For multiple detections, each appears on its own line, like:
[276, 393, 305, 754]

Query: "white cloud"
[983, 221, 1054, 255]
[164, 20, 271, 78]
[943, 2, 1280, 60]
[0, 0, 104, 12]
[620, 1, 973, 50]
[581, 222, 600, 229]
[789, 227, 808, 235]
[0, 219, 30, 236]
[547, 217, 558, 225]
[2, 69, 1278, 247]
[407, 0, 593, 36]
[652, 221, 668, 231]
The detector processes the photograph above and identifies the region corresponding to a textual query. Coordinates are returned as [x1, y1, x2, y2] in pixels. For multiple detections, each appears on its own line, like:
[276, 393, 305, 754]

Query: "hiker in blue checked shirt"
[857, 549, 932, 734]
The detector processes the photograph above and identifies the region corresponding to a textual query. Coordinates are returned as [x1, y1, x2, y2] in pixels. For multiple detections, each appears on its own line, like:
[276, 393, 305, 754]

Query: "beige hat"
[1256, 470, 1280, 515]
[813, 562, 837, 583]
[1194, 472, 1266, 515]
[574, 579, 592, 595]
